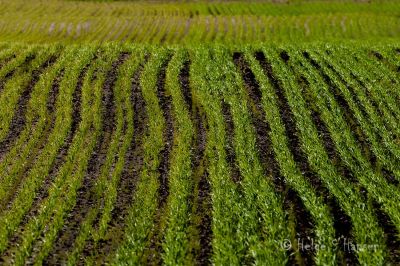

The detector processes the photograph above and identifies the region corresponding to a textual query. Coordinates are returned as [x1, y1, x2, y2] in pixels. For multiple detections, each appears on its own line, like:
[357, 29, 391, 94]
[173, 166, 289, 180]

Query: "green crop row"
[0, 0, 399, 44]
[261, 46, 387, 265]
[311, 48, 400, 182]
[243, 50, 337, 265]
[0, 45, 117, 265]
[286, 48, 390, 264]
[114, 49, 171, 264]
[0, 42, 399, 265]
[0, 46, 61, 209]
[213, 47, 289, 264]
[66, 48, 146, 265]
[188, 47, 246, 265]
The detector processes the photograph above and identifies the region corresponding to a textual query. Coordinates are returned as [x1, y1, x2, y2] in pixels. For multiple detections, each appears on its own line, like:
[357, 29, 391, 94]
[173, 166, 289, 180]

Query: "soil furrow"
[239, 51, 312, 265]
[0, 53, 16, 73]
[281, 51, 358, 265]
[191, 108, 212, 266]
[0, 54, 56, 161]
[311, 51, 398, 186]
[19, 64, 90, 238]
[303, 52, 377, 166]
[0, 54, 35, 95]
[181, 60, 212, 265]
[180, 60, 192, 112]
[255, 51, 326, 196]
[1, 67, 65, 263]
[372, 200, 400, 264]
[44, 53, 128, 264]
[233, 52, 284, 191]
[156, 54, 174, 209]
[31, 64, 90, 265]
[146, 54, 173, 265]
[296, 71, 359, 185]
[256, 51, 360, 265]
[88, 56, 150, 262]
[25, 70, 68, 265]
[44, 63, 91, 196]
[5, 69, 65, 211]
[349, 71, 386, 122]
[0, 57, 61, 212]
[370, 51, 400, 101]
[322, 54, 372, 125]
[309, 51, 400, 263]
[221, 101, 241, 184]
[326, 51, 385, 137]
[309, 102, 358, 266]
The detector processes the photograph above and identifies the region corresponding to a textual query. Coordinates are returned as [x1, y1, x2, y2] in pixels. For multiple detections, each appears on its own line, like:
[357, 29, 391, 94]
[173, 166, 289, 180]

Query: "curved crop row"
[0, 43, 398, 265]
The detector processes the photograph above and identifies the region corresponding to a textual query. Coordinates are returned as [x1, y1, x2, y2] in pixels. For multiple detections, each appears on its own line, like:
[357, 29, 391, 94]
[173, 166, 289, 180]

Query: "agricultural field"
[0, 0, 399, 265]
[0, 0, 399, 44]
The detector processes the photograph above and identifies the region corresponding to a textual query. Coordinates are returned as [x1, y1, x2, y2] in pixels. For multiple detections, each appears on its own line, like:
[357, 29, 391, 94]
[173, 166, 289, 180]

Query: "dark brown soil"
[19, 61, 91, 239]
[344, 54, 388, 127]
[31, 62, 91, 264]
[0, 53, 17, 77]
[297, 71, 359, 185]
[282, 51, 358, 265]
[233, 52, 295, 261]
[232, 52, 284, 192]
[156, 54, 174, 207]
[1, 66, 64, 264]
[0, 53, 34, 95]
[254, 51, 327, 197]
[44, 53, 128, 264]
[0, 55, 60, 211]
[285, 188, 316, 266]
[181, 60, 212, 265]
[364, 52, 400, 120]
[88, 54, 150, 262]
[372, 201, 400, 264]
[0, 54, 56, 163]
[241, 51, 315, 265]
[221, 101, 241, 184]
[180, 60, 192, 111]
[309, 51, 400, 262]
[370, 51, 400, 88]
[191, 109, 212, 266]
[24, 70, 69, 265]
[46, 61, 92, 186]
[380, 168, 399, 186]
[146, 53, 173, 264]
[0, 53, 15, 66]
[308, 51, 398, 186]
[371, 51, 384, 60]
[256, 50, 367, 265]
[303, 52, 376, 163]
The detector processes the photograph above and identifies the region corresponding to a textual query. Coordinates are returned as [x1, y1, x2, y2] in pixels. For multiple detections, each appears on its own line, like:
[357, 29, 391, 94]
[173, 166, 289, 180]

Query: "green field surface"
[0, 0, 399, 44]
[0, 0, 399, 265]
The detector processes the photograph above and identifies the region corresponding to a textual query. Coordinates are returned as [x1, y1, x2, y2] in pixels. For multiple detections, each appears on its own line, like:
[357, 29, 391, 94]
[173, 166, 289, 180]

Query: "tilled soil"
[44, 53, 129, 264]
[180, 60, 212, 265]
[90, 55, 150, 262]
[146, 53, 174, 265]
[0, 54, 56, 162]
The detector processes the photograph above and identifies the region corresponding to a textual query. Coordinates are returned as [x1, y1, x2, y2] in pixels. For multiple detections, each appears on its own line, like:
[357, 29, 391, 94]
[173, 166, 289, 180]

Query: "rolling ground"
[0, 0, 399, 265]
